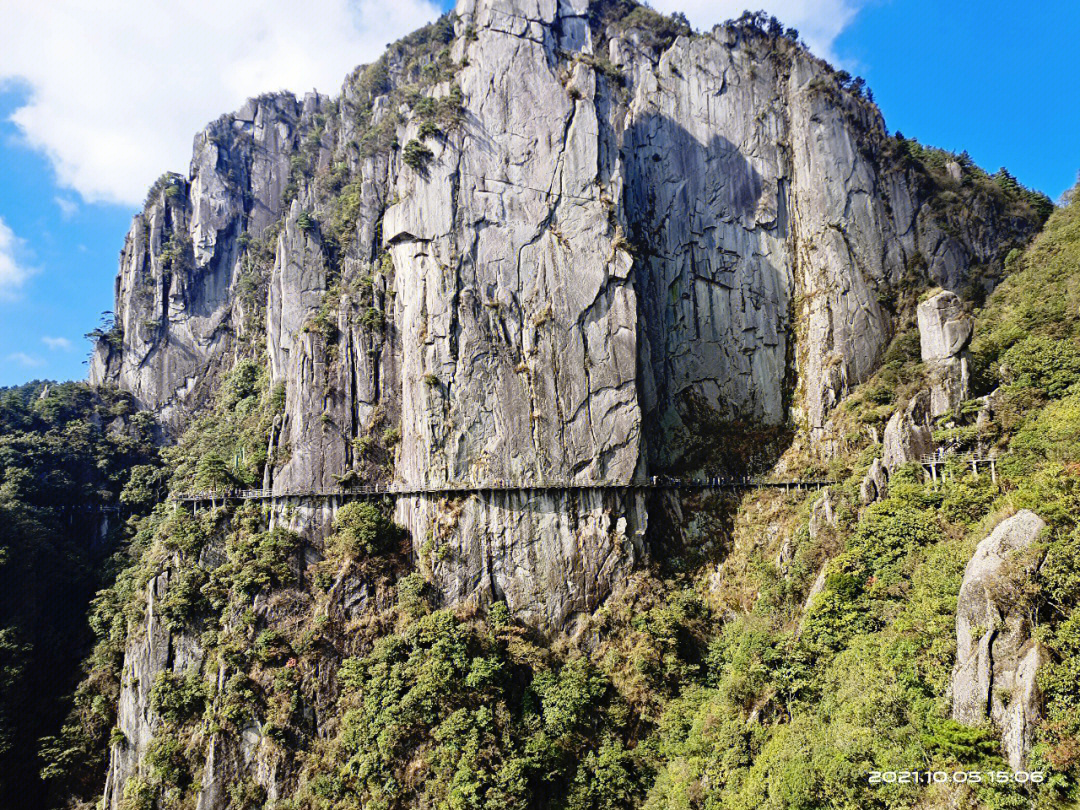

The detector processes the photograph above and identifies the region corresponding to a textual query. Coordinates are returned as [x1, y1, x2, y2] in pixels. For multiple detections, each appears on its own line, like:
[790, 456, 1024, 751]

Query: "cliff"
[90, 0, 1042, 626]
[79, 2, 1057, 808]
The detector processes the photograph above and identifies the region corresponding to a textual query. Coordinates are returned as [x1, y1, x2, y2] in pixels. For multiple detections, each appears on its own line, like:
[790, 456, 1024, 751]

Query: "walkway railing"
[172, 476, 836, 505]
[920, 453, 998, 484]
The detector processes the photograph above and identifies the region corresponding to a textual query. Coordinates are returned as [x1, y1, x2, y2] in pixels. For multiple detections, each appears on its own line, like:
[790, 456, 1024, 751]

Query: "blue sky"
[0, 0, 1076, 387]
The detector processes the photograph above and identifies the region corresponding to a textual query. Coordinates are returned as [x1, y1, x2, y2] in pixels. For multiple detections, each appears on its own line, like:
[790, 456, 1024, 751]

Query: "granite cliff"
[77, 2, 1058, 808]
[90, 0, 1041, 628]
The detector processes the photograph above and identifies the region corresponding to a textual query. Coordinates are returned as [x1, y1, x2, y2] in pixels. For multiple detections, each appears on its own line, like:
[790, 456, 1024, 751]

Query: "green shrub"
[149, 670, 207, 726]
[326, 501, 401, 561]
[534, 655, 608, 737]
[487, 601, 511, 629]
[220, 674, 260, 728]
[617, 6, 692, 53]
[397, 572, 429, 618]
[222, 360, 261, 406]
[193, 451, 232, 491]
[403, 139, 434, 171]
[323, 609, 636, 810]
[254, 629, 292, 665]
[417, 120, 440, 140]
[359, 306, 384, 330]
[157, 567, 210, 629]
[921, 716, 1002, 761]
[158, 509, 208, 554]
[1011, 394, 1080, 462]
[219, 526, 302, 600]
[120, 464, 165, 509]
[802, 500, 935, 651]
[567, 736, 640, 810]
[144, 734, 188, 787]
[998, 335, 1080, 398]
[120, 776, 154, 810]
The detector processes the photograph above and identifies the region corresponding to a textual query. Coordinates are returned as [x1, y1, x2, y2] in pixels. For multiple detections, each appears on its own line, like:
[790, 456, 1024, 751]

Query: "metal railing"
[172, 475, 836, 504]
[920, 452, 998, 483]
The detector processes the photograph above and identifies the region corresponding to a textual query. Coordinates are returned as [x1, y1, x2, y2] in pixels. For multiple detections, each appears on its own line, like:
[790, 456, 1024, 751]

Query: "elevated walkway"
[173, 476, 836, 507]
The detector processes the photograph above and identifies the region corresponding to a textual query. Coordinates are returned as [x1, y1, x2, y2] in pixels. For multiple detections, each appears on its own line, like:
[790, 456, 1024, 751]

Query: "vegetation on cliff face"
[0, 382, 160, 805]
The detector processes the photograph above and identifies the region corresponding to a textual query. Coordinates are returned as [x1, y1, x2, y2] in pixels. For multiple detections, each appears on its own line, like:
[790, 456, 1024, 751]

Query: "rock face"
[92, 0, 1037, 461]
[102, 569, 204, 808]
[918, 290, 973, 416]
[90, 0, 1043, 630]
[396, 489, 646, 631]
[88, 2, 1049, 806]
[808, 490, 837, 541]
[90, 94, 326, 432]
[88, 0, 1044, 633]
[952, 510, 1047, 769]
[858, 456, 888, 504]
[882, 393, 933, 473]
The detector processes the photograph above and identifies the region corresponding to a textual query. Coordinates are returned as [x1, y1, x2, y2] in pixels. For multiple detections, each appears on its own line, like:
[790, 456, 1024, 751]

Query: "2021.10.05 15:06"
[869, 771, 1046, 785]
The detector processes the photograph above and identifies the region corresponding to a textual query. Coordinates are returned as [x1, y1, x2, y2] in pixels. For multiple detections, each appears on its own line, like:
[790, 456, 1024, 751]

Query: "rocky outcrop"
[391, 1, 641, 489]
[952, 509, 1047, 769]
[619, 23, 1036, 458]
[999, 640, 1049, 771]
[858, 456, 888, 504]
[90, 94, 330, 433]
[882, 411, 932, 473]
[808, 490, 837, 541]
[882, 393, 933, 473]
[918, 290, 973, 417]
[861, 390, 933, 504]
[396, 489, 646, 631]
[102, 568, 204, 809]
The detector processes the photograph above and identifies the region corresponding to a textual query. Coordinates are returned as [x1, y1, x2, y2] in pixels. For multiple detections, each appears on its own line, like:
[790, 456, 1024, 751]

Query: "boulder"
[952, 510, 1047, 767]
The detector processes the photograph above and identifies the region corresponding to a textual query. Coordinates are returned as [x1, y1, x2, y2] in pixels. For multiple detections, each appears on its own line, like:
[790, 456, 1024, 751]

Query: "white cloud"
[0, 0, 442, 207]
[7, 352, 43, 368]
[54, 196, 78, 218]
[649, 0, 864, 64]
[42, 336, 73, 351]
[0, 217, 32, 300]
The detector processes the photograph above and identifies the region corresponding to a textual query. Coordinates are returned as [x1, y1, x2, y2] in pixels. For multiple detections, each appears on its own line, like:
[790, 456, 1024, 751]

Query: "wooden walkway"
[173, 476, 836, 506]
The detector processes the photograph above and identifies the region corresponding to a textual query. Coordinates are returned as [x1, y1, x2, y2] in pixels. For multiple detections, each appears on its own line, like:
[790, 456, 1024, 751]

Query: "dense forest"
[0, 383, 161, 804]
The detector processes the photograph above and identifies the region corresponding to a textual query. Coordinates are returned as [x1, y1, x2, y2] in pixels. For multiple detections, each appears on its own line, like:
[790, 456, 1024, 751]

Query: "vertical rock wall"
[90, 2, 1051, 806]
[91, 0, 1044, 629]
